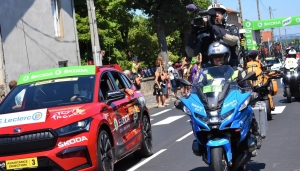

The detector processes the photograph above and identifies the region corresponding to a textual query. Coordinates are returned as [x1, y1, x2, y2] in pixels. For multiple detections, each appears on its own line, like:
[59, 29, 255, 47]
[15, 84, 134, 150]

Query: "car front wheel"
[98, 129, 114, 171]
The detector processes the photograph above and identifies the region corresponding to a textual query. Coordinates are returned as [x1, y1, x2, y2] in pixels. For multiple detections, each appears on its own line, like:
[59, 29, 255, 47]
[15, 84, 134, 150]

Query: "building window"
[58, 60, 68, 67]
[51, 0, 64, 38]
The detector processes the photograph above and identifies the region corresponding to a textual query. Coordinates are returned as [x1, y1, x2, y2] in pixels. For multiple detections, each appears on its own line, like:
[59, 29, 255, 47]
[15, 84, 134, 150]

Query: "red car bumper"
[0, 132, 98, 171]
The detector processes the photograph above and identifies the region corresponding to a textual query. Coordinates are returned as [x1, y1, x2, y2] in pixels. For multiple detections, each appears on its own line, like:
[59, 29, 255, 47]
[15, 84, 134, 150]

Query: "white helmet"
[208, 42, 231, 65]
[288, 49, 297, 58]
[207, 3, 227, 23]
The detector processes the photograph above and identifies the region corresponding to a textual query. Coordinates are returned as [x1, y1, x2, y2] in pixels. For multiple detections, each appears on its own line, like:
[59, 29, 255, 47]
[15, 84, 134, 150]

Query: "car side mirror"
[105, 90, 125, 105]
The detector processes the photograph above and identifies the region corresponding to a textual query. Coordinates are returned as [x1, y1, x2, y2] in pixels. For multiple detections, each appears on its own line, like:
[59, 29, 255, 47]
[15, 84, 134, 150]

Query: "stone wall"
[140, 77, 155, 95]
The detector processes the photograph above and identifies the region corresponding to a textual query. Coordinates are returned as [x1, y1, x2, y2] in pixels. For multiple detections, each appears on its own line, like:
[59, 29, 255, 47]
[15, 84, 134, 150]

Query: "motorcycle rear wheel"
[210, 147, 228, 171]
[264, 99, 272, 121]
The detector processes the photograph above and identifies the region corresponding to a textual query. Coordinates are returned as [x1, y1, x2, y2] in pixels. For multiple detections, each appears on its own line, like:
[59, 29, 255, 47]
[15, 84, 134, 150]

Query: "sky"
[217, 0, 300, 36]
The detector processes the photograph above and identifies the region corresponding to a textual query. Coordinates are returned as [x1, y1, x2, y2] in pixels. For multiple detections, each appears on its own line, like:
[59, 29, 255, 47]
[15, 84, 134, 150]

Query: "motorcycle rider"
[246, 50, 275, 112]
[185, 3, 240, 67]
[282, 48, 299, 96]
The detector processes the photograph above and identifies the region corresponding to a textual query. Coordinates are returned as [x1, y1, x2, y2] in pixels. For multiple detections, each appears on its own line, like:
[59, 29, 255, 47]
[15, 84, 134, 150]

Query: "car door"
[98, 71, 128, 159]
[109, 71, 142, 156]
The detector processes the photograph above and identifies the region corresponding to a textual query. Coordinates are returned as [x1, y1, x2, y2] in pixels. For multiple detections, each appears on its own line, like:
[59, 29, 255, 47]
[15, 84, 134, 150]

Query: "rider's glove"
[212, 25, 226, 39]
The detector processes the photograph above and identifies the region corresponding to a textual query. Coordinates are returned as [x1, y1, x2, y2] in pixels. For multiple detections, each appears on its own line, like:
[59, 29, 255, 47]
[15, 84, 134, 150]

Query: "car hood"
[0, 103, 100, 135]
[271, 63, 282, 69]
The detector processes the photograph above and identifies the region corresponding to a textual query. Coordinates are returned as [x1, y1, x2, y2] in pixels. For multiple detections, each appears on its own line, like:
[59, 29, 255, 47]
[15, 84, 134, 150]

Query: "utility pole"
[285, 28, 287, 46]
[256, 0, 262, 45]
[86, 0, 102, 66]
[269, 6, 274, 42]
[238, 0, 243, 27]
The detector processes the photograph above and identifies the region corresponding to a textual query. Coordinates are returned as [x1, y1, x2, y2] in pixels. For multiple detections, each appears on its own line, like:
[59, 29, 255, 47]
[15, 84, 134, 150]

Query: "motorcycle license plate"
[5, 157, 38, 170]
[203, 85, 222, 93]
[290, 68, 294, 71]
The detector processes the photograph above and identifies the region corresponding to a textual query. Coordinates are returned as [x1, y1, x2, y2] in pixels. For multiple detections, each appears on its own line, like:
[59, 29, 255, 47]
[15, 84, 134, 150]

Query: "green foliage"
[74, 0, 211, 68]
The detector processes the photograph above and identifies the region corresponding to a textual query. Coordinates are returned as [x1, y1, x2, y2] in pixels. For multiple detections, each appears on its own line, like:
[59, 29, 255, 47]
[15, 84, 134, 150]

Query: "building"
[262, 31, 273, 42]
[226, 8, 240, 28]
[0, 0, 81, 93]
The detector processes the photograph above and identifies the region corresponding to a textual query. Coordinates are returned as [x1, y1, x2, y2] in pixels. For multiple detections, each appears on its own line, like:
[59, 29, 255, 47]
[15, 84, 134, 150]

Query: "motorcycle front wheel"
[210, 147, 228, 171]
[286, 87, 292, 103]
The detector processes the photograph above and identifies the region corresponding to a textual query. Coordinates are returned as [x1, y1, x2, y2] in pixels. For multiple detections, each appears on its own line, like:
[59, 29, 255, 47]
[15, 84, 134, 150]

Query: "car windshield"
[265, 58, 280, 65]
[0, 75, 95, 114]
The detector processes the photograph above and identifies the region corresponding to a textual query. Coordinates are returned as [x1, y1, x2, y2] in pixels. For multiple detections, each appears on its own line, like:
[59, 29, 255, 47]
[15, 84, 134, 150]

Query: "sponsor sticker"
[51, 109, 86, 120]
[0, 109, 47, 128]
[114, 118, 118, 131]
[223, 100, 237, 108]
[57, 136, 88, 148]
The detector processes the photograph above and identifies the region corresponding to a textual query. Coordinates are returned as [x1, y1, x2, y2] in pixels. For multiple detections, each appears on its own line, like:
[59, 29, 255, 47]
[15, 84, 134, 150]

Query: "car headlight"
[239, 97, 251, 111]
[55, 117, 93, 136]
[183, 106, 191, 115]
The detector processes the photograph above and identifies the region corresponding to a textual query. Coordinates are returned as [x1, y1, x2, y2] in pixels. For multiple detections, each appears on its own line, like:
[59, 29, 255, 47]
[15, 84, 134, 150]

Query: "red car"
[0, 65, 152, 171]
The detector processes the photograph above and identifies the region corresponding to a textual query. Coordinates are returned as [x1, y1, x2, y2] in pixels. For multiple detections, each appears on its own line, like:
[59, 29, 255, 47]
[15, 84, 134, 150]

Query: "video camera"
[186, 4, 217, 28]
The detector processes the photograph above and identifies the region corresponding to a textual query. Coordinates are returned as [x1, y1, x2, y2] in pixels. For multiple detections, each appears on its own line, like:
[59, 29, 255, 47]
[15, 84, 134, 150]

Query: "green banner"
[244, 16, 300, 30]
[18, 66, 96, 85]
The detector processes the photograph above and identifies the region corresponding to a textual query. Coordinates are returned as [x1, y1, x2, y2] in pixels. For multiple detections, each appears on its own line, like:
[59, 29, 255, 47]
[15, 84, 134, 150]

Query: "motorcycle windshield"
[192, 65, 236, 110]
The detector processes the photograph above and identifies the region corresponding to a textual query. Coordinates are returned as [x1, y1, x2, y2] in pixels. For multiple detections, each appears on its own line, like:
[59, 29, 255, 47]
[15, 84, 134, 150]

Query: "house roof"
[226, 8, 239, 13]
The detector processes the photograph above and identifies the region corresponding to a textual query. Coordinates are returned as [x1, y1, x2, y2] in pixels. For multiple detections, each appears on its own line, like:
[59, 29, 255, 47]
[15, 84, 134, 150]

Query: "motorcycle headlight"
[195, 113, 209, 123]
[183, 106, 191, 115]
[239, 97, 251, 111]
[55, 117, 93, 136]
[219, 109, 234, 121]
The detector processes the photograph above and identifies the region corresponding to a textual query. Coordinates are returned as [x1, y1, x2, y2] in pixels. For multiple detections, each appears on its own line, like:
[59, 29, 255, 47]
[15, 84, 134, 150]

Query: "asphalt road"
[115, 79, 300, 171]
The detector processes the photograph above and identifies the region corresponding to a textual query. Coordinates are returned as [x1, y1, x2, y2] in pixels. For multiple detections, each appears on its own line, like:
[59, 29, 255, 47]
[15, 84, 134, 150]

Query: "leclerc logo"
[32, 112, 42, 120]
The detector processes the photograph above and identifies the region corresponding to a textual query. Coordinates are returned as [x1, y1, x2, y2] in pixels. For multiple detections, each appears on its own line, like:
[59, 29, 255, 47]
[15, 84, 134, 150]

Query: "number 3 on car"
[0, 65, 152, 171]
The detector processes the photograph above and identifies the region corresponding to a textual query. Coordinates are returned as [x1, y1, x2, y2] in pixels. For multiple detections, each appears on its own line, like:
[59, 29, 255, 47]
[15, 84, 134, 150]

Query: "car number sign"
[5, 157, 38, 170]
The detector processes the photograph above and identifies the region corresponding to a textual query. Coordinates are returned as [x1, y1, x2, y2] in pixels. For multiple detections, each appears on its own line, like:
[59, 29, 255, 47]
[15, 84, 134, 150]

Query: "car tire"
[133, 114, 153, 158]
[97, 129, 114, 171]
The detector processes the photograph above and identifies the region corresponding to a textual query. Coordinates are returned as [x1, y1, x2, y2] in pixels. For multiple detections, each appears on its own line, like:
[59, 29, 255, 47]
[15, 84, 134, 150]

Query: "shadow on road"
[114, 154, 142, 171]
[278, 98, 299, 103]
[189, 161, 266, 171]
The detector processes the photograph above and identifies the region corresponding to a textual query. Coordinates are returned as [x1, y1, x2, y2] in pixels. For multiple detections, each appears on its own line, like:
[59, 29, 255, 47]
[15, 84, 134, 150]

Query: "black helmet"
[246, 50, 258, 61]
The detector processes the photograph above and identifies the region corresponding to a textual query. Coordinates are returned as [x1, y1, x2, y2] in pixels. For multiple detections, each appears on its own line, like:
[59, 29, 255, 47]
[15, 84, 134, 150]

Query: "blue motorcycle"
[175, 65, 263, 171]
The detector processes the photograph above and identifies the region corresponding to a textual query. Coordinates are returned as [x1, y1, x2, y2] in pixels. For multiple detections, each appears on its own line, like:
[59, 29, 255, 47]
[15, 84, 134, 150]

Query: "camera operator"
[185, 3, 240, 67]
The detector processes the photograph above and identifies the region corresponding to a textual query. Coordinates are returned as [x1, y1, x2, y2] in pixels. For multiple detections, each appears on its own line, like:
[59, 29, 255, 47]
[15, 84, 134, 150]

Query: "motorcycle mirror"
[238, 72, 256, 84]
[186, 4, 200, 13]
[174, 100, 184, 111]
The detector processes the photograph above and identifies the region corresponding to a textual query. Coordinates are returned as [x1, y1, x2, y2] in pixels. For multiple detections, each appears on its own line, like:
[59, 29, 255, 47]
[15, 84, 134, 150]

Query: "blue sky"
[217, 0, 300, 36]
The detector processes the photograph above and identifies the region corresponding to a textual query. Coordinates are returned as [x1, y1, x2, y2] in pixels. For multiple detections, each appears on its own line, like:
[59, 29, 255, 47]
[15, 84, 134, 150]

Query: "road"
[115, 79, 300, 171]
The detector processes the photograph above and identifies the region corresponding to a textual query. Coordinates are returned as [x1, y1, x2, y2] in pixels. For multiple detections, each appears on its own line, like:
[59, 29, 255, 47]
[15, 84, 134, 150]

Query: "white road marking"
[271, 106, 286, 114]
[150, 119, 153, 121]
[187, 119, 190, 122]
[176, 131, 193, 142]
[152, 115, 185, 126]
[151, 109, 172, 116]
[127, 149, 167, 171]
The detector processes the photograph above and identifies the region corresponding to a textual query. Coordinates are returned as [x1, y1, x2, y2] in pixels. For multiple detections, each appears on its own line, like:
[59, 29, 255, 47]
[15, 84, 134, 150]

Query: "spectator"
[132, 73, 143, 91]
[131, 57, 141, 74]
[9, 80, 17, 90]
[123, 70, 131, 78]
[154, 67, 167, 107]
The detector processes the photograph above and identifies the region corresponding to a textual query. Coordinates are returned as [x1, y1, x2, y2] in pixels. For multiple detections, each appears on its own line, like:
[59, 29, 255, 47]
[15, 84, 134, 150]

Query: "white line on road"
[271, 106, 286, 114]
[152, 115, 185, 126]
[127, 149, 167, 171]
[151, 109, 172, 116]
[176, 131, 193, 142]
